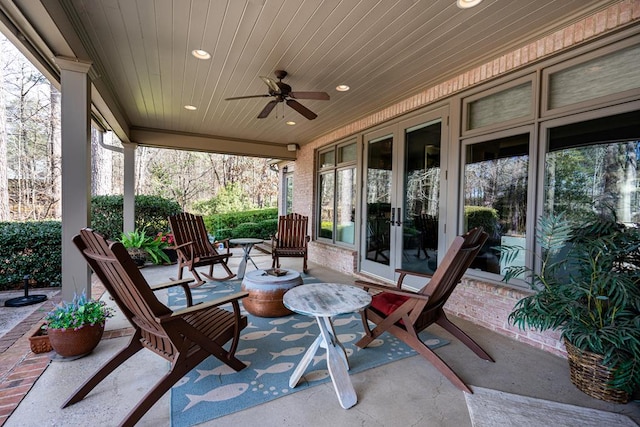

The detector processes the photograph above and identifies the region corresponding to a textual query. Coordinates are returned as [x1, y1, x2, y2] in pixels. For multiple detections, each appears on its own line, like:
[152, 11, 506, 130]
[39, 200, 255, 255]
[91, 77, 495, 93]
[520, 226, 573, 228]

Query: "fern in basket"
[502, 212, 640, 395]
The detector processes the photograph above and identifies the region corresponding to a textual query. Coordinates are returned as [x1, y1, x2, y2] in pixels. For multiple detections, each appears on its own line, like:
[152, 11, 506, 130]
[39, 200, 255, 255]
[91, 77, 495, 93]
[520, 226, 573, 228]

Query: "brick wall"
[289, 0, 639, 358]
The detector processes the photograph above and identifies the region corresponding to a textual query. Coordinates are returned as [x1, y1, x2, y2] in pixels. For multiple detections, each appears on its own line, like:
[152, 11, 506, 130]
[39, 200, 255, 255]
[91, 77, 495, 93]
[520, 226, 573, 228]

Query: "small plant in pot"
[502, 211, 640, 403]
[44, 291, 115, 358]
[119, 228, 170, 266]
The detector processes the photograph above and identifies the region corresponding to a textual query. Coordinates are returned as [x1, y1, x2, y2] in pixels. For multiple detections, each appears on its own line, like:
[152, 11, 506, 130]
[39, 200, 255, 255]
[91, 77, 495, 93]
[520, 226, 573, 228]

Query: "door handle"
[390, 208, 395, 226]
[396, 207, 402, 226]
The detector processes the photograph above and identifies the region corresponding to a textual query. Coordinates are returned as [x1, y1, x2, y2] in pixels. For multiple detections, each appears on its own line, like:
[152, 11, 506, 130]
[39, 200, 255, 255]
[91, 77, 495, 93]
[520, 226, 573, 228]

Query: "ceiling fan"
[225, 70, 329, 120]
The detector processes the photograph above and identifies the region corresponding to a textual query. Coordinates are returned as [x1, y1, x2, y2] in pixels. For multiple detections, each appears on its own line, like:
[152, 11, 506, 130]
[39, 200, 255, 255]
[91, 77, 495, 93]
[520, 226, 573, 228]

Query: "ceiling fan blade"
[225, 94, 271, 100]
[260, 76, 279, 93]
[257, 100, 278, 118]
[289, 91, 330, 101]
[286, 99, 317, 120]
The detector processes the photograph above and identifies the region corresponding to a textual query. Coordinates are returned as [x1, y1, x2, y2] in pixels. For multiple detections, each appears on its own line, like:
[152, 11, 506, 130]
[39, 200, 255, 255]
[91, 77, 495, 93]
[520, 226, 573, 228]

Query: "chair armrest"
[213, 238, 231, 254]
[353, 280, 431, 300]
[168, 291, 249, 317]
[394, 268, 433, 279]
[394, 268, 433, 288]
[149, 278, 194, 291]
[174, 241, 194, 250]
[150, 278, 195, 306]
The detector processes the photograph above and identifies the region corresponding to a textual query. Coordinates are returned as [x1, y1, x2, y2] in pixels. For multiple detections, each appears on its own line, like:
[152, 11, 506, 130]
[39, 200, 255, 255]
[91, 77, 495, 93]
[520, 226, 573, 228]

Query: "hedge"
[0, 221, 62, 289]
[203, 208, 278, 233]
[464, 206, 499, 237]
[91, 195, 182, 239]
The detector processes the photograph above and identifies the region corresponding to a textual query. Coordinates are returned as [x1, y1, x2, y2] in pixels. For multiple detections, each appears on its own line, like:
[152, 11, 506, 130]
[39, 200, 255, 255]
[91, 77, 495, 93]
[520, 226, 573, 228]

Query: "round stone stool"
[241, 269, 303, 317]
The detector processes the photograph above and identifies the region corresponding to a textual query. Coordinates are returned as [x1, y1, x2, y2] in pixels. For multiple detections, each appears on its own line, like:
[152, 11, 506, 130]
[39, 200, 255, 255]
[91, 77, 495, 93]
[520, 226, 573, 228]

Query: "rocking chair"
[169, 212, 235, 286]
[271, 213, 310, 273]
[66, 228, 248, 427]
[354, 227, 493, 393]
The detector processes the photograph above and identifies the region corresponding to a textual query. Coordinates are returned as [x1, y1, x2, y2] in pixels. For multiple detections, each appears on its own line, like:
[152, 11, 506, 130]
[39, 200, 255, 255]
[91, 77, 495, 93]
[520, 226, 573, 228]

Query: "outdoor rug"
[168, 274, 449, 427]
[464, 386, 638, 427]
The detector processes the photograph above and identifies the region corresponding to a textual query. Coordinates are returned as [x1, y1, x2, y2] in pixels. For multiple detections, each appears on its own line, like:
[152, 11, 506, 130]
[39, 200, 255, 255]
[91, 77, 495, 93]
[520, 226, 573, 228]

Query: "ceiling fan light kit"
[225, 70, 329, 120]
[457, 0, 483, 8]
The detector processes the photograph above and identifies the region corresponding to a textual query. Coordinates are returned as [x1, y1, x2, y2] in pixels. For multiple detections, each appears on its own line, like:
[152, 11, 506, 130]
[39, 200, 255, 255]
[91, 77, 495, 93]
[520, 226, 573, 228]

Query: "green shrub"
[229, 219, 278, 241]
[0, 221, 62, 289]
[91, 195, 181, 239]
[203, 208, 278, 235]
[214, 228, 233, 240]
[231, 222, 260, 238]
[464, 206, 499, 237]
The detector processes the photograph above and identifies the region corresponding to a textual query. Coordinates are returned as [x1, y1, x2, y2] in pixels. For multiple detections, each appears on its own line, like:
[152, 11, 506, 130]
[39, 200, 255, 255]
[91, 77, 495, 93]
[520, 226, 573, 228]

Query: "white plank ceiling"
[7, 0, 620, 151]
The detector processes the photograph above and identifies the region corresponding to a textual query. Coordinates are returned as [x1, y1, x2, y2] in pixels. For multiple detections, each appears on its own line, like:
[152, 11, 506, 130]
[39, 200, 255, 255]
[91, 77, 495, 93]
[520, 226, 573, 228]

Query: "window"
[463, 133, 530, 275]
[284, 171, 294, 215]
[544, 111, 640, 223]
[463, 76, 534, 133]
[317, 142, 357, 245]
[546, 43, 640, 111]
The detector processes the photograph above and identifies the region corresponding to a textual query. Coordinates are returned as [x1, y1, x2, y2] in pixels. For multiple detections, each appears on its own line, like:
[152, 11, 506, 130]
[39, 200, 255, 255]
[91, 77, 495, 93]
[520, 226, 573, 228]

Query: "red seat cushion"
[371, 292, 410, 316]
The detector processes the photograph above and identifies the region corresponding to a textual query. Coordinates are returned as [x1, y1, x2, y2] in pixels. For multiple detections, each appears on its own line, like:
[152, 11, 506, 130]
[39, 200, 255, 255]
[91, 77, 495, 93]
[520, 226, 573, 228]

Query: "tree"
[0, 42, 8, 220]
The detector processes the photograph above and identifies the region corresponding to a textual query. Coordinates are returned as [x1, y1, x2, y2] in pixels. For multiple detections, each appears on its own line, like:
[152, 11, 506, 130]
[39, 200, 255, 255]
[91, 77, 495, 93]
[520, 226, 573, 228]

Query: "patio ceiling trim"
[130, 127, 297, 160]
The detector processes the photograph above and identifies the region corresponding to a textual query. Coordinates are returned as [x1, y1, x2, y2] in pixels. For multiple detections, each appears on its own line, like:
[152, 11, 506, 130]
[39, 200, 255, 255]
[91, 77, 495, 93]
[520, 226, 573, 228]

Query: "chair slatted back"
[169, 212, 217, 257]
[410, 227, 487, 323]
[276, 213, 308, 249]
[419, 213, 438, 250]
[74, 229, 173, 352]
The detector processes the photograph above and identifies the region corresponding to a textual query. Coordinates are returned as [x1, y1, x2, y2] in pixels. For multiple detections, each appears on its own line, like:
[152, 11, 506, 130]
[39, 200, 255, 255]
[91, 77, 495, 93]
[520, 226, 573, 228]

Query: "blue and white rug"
[168, 275, 448, 427]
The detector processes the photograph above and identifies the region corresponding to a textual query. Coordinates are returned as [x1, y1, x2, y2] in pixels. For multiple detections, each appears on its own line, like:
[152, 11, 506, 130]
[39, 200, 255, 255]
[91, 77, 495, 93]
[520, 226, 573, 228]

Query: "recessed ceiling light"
[336, 84, 350, 92]
[286, 121, 296, 126]
[191, 49, 211, 60]
[184, 105, 197, 111]
[456, 0, 482, 8]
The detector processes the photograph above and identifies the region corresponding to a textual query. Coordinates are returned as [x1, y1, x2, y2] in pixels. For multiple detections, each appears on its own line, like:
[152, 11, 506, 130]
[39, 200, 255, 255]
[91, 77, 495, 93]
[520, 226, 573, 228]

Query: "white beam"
[131, 128, 296, 160]
[57, 57, 92, 301]
[122, 143, 137, 234]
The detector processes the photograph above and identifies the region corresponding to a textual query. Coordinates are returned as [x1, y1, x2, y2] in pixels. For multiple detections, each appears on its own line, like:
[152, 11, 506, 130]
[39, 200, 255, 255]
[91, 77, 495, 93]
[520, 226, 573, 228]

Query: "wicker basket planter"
[29, 325, 53, 354]
[565, 339, 630, 404]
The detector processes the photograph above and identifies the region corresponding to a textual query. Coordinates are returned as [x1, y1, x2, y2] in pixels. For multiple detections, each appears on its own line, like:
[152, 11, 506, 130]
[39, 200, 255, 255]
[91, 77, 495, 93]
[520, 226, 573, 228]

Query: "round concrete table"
[229, 238, 263, 279]
[241, 269, 303, 317]
[283, 283, 372, 409]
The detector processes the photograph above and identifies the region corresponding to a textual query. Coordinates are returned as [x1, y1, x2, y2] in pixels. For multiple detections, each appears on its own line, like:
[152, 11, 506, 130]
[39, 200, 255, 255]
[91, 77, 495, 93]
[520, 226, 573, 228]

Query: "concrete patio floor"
[1, 248, 639, 426]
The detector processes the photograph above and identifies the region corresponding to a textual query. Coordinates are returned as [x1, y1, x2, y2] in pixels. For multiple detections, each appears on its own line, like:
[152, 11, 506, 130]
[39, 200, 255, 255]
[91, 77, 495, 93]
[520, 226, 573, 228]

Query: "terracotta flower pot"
[47, 323, 105, 358]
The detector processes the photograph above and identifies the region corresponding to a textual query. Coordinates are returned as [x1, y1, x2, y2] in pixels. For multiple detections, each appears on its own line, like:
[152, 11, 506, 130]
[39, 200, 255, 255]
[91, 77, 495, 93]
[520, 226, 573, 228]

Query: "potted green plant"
[44, 291, 115, 358]
[502, 212, 640, 403]
[156, 231, 177, 264]
[119, 228, 170, 266]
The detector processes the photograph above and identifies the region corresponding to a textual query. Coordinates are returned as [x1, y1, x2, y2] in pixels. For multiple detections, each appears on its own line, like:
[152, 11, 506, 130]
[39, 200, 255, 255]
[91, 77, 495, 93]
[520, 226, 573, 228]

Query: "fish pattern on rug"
[169, 276, 448, 427]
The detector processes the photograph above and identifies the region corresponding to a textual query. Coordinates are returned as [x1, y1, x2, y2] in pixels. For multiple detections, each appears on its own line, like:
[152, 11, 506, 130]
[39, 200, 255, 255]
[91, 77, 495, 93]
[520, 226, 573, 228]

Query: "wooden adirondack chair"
[272, 213, 310, 273]
[354, 227, 493, 393]
[66, 228, 248, 427]
[168, 212, 235, 286]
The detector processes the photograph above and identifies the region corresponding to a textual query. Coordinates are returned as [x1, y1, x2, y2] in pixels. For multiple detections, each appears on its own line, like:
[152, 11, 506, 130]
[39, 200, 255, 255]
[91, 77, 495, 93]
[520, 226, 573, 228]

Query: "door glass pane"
[365, 136, 393, 265]
[402, 121, 441, 274]
[319, 172, 334, 239]
[336, 168, 356, 244]
[464, 134, 529, 275]
[285, 174, 293, 214]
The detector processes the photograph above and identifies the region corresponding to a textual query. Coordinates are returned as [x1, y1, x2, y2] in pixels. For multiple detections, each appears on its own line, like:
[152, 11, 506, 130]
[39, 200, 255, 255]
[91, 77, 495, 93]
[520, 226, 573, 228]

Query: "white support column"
[56, 57, 92, 302]
[122, 142, 137, 233]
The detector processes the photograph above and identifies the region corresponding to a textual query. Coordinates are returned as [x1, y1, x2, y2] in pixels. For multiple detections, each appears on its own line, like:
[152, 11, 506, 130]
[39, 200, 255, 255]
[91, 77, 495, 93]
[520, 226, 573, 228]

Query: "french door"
[360, 109, 447, 283]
